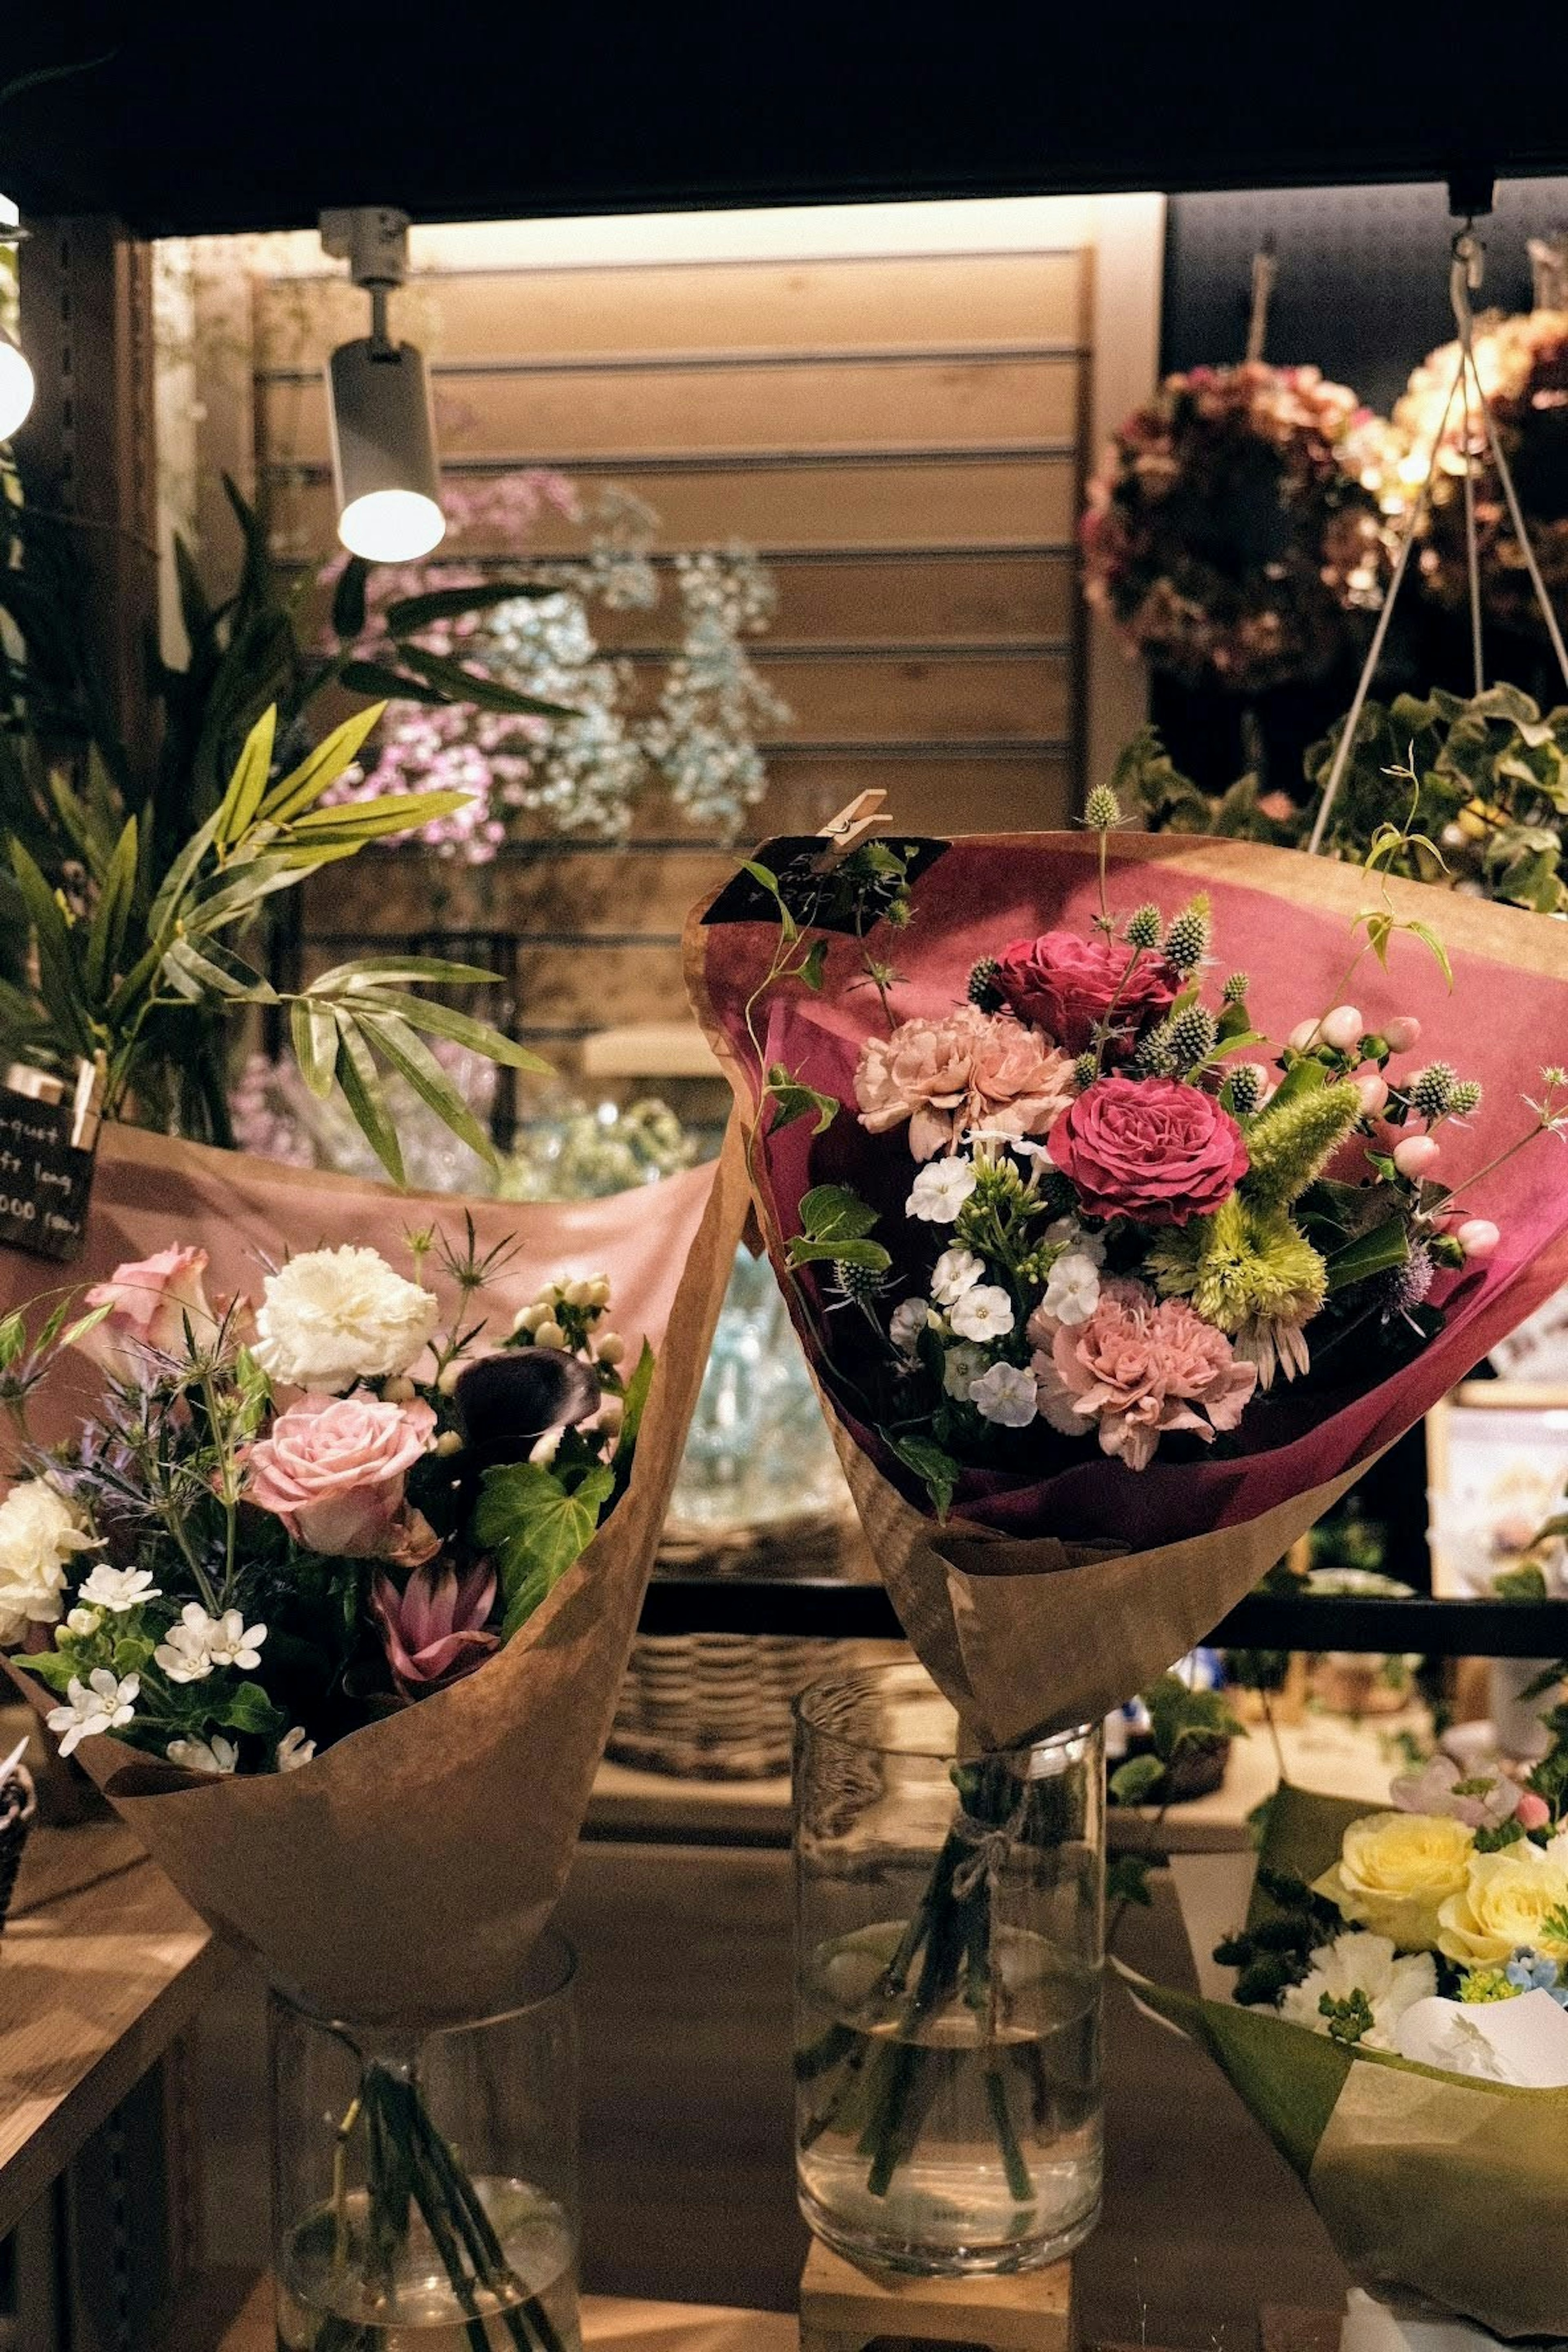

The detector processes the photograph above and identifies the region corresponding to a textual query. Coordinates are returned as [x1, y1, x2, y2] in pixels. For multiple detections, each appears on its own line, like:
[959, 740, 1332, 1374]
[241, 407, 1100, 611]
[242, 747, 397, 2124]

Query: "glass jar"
[270, 1933, 580, 2350]
[794, 1663, 1103, 2275]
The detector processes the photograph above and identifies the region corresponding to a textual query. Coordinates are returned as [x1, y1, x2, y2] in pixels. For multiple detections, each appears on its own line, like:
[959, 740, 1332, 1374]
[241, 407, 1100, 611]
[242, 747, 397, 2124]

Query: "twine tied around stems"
[951, 1774, 1032, 2041]
[1308, 223, 1568, 856]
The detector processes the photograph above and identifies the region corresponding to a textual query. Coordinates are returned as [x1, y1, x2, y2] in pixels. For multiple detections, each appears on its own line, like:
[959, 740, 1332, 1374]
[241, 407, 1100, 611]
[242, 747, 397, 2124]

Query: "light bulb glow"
[337, 488, 445, 563]
[0, 337, 34, 441]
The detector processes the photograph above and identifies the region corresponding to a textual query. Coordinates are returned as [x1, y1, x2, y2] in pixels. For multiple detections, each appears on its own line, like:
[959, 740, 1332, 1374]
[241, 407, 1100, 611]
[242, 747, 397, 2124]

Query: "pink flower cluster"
[1049, 1075, 1250, 1227]
[1030, 1278, 1257, 1472]
[854, 1004, 1076, 1161]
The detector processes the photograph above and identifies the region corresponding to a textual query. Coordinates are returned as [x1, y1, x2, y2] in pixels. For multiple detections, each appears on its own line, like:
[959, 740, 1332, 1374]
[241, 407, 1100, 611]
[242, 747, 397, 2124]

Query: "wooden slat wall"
[247, 242, 1091, 1058]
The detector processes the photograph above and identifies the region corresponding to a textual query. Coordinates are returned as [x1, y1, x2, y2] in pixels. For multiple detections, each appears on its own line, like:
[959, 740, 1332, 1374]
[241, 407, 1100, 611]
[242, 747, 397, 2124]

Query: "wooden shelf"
[163, 2271, 798, 2350]
[0, 1817, 227, 2240]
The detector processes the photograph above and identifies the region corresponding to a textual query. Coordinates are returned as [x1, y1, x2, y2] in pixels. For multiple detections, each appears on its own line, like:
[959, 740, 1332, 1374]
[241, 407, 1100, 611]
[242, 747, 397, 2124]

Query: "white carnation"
[0, 1482, 97, 1646]
[253, 1247, 439, 1392]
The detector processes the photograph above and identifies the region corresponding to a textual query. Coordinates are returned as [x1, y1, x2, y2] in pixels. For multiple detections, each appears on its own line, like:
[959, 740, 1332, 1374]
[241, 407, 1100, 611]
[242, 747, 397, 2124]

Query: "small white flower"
[907, 1160, 978, 1225]
[78, 1563, 161, 1615]
[1277, 1931, 1436, 2050]
[1042, 1252, 1102, 1328]
[930, 1248, 985, 1306]
[155, 1604, 267, 1684]
[276, 1727, 316, 1773]
[46, 1668, 139, 1758]
[949, 1285, 1016, 1343]
[66, 1606, 103, 1637]
[1012, 1139, 1056, 1169]
[942, 1342, 989, 1400]
[1043, 1216, 1106, 1267]
[970, 1361, 1038, 1428]
[252, 1245, 440, 1392]
[889, 1299, 930, 1357]
[0, 1481, 98, 1646]
[167, 1733, 238, 1777]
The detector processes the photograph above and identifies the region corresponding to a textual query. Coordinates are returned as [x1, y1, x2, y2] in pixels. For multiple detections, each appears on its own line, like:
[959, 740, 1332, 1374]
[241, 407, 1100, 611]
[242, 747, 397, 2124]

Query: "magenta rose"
[81, 1245, 217, 1380]
[993, 931, 1179, 1057]
[243, 1391, 438, 1561]
[1049, 1076, 1248, 1227]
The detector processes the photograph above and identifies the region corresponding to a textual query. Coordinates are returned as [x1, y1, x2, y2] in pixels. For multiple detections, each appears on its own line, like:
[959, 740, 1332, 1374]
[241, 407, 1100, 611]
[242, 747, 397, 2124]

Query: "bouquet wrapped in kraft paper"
[0, 1118, 748, 2026]
[1134, 1767, 1568, 2341]
[686, 822, 1568, 1748]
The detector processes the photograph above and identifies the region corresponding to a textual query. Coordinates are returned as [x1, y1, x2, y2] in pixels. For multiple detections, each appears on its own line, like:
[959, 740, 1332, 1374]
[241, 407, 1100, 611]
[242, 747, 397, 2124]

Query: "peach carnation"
[1029, 1276, 1256, 1471]
[854, 1004, 1076, 1161]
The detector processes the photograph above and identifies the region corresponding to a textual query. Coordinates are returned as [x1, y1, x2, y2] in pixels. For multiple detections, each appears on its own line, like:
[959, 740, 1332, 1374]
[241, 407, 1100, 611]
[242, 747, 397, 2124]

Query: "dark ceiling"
[3, 6, 1565, 236]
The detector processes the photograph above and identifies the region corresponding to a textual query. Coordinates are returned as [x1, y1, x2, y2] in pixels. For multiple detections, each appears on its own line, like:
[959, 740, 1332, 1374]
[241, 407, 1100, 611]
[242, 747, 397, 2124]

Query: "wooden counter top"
[163, 2270, 798, 2350]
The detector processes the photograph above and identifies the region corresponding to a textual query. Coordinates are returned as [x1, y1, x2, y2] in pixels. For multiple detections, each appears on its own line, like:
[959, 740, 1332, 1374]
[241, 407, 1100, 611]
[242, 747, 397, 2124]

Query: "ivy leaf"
[798, 1184, 879, 1245]
[786, 1236, 891, 1272]
[475, 1461, 616, 1639]
[880, 1430, 960, 1519]
[765, 1067, 837, 1136]
[1109, 1754, 1167, 1806]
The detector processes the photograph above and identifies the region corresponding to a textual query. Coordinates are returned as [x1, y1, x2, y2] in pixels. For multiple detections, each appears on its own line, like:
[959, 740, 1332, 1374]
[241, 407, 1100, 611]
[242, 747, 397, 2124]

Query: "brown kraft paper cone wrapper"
[0, 1119, 751, 2023]
[687, 830, 1568, 1749]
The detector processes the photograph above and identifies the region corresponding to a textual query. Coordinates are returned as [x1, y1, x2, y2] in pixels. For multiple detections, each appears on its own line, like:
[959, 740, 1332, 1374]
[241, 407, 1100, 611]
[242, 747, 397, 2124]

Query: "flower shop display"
[1136, 1746, 1568, 2342]
[0, 1116, 746, 2347]
[794, 1662, 1103, 2273]
[1081, 363, 1394, 694]
[689, 804, 1568, 2269]
[323, 472, 788, 855]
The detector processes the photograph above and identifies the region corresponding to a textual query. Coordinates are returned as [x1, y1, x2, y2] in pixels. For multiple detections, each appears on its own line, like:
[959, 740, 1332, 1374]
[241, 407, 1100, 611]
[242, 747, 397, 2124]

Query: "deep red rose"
[993, 931, 1179, 1057]
[1049, 1076, 1248, 1227]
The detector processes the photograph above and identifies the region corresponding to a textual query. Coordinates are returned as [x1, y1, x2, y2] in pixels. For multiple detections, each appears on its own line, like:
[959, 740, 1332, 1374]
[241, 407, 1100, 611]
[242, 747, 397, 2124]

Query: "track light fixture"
[0, 195, 33, 443]
[320, 207, 445, 564]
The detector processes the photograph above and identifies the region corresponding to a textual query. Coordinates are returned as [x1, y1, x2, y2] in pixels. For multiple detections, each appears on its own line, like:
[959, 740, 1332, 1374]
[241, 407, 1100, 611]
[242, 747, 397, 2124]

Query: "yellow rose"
[1437, 1846, 1568, 1968]
[1314, 1811, 1474, 1951]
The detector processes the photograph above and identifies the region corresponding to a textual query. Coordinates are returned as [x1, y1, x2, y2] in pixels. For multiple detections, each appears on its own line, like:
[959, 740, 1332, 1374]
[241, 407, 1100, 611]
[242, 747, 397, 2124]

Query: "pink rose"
[854, 1004, 1075, 1162]
[993, 932, 1179, 1057]
[81, 1246, 216, 1380]
[371, 1562, 499, 1697]
[243, 1391, 438, 1560]
[1031, 1278, 1257, 1471]
[1049, 1076, 1248, 1226]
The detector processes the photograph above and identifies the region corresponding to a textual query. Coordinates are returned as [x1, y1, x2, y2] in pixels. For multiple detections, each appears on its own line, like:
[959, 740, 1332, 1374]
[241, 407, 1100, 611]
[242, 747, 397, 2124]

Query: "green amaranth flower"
[1242, 1080, 1362, 1209]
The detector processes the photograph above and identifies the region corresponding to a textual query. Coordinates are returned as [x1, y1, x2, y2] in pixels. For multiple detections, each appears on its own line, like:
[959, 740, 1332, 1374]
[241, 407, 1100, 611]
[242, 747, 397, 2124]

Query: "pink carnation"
[993, 932, 1179, 1058]
[1030, 1277, 1256, 1471]
[854, 1004, 1076, 1161]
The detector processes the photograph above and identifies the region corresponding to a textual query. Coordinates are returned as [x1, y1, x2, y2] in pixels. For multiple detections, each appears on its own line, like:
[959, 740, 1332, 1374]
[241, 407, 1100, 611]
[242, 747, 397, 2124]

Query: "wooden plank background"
[236, 241, 1093, 1061]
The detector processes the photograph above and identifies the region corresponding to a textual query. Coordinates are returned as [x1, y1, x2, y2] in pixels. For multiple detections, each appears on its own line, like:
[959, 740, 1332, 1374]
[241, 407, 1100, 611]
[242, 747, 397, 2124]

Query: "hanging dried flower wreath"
[1082, 363, 1396, 694]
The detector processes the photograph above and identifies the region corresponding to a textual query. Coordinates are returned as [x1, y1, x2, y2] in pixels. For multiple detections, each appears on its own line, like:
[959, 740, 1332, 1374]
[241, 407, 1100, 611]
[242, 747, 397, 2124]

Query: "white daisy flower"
[949, 1286, 1016, 1343]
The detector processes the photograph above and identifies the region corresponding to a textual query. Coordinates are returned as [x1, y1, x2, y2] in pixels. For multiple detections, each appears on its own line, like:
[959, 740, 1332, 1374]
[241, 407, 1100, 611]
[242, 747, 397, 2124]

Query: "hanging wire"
[1454, 232, 1487, 697]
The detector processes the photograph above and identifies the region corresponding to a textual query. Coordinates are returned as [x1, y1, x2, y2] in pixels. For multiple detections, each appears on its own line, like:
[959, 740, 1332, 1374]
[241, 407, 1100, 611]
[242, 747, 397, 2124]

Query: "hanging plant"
[1082, 363, 1397, 695]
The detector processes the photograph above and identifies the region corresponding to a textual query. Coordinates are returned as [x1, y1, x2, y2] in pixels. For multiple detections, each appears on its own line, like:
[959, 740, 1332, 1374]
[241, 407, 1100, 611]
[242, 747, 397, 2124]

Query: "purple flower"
[370, 1562, 499, 1697]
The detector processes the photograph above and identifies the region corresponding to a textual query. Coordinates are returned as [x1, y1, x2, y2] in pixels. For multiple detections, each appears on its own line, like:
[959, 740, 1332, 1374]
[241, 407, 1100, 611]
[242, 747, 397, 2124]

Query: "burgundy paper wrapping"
[1, 1120, 750, 2022]
[688, 831, 1568, 1745]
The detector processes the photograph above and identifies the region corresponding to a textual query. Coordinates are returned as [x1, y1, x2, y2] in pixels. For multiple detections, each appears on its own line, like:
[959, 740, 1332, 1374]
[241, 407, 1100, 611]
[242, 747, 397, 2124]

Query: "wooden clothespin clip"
[811, 789, 891, 871]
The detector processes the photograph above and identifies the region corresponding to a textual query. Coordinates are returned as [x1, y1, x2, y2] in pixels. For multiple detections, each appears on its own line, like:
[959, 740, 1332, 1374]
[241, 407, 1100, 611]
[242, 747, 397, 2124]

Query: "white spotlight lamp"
[321, 207, 444, 564]
[0, 197, 33, 443]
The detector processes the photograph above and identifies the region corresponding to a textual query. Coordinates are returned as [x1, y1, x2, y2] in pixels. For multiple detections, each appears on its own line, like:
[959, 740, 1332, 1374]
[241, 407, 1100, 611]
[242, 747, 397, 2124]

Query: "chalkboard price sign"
[0, 1064, 103, 1265]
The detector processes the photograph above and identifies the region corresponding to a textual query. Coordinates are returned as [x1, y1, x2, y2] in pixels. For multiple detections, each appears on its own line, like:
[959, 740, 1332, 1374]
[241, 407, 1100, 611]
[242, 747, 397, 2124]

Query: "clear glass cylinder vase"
[270, 1933, 580, 2351]
[794, 1662, 1104, 2275]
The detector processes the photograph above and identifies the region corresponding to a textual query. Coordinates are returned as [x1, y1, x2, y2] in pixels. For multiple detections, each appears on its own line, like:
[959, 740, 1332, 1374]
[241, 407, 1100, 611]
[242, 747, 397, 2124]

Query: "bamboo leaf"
[330, 556, 370, 642]
[215, 705, 277, 846]
[338, 659, 451, 708]
[338, 987, 548, 1071]
[310, 955, 501, 995]
[260, 703, 387, 825]
[357, 1007, 498, 1168]
[8, 839, 91, 1054]
[162, 936, 278, 1002]
[289, 997, 339, 1098]
[285, 788, 473, 842]
[397, 644, 580, 719]
[333, 1015, 404, 1185]
[82, 815, 139, 1004]
[382, 580, 559, 632]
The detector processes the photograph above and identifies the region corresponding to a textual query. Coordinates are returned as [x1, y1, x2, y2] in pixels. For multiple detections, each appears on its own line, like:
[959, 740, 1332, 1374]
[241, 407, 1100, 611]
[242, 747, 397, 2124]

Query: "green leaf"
[1403, 919, 1454, 989]
[289, 997, 339, 1098]
[1494, 1561, 1549, 1602]
[615, 1340, 657, 1455]
[1107, 1854, 1155, 1907]
[9, 838, 91, 1054]
[0, 1312, 25, 1368]
[357, 1007, 499, 1169]
[332, 987, 549, 1072]
[162, 937, 278, 1003]
[82, 814, 138, 1004]
[313, 955, 501, 993]
[339, 659, 452, 708]
[214, 705, 277, 846]
[331, 557, 371, 641]
[217, 1680, 285, 1736]
[765, 1069, 837, 1136]
[881, 1430, 960, 1519]
[798, 1183, 880, 1246]
[333, 1015, 404, 1185]
[58, 1303, 112, 1351]
[786, 1236, 890, 1272]
[261, 704, 387, 825]
[14, 1649, 77, 1695]
[112, 1634, 155, 1677]
[285, 787, 474, 842]
[398, 645, 580, 720]
[1324, 1218, 1410, 1294]
[475, 1459, 616, 1640]
[382, 581, 559, 632]
[1109, 1754, 1167, 1806]
[798, 938, 829, 991]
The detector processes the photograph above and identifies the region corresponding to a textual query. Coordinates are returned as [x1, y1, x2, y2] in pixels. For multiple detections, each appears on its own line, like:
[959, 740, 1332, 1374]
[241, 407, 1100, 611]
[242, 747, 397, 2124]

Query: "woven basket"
[608, 1508, 862, 1780]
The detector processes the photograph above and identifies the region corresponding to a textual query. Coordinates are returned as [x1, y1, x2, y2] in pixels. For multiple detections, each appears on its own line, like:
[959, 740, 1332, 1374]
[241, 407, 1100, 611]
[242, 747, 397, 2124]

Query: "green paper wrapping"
[1129, 1784, 1568, 2339]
